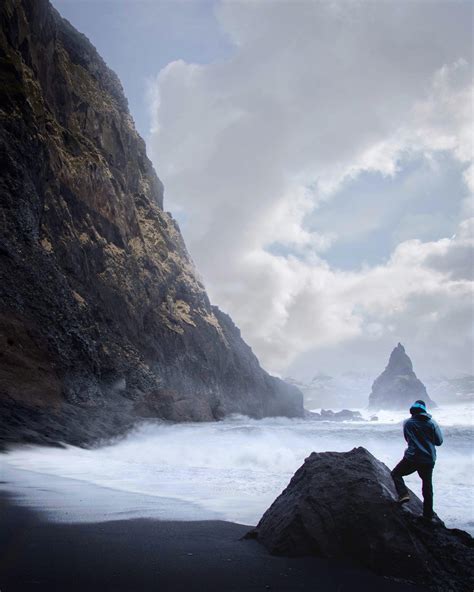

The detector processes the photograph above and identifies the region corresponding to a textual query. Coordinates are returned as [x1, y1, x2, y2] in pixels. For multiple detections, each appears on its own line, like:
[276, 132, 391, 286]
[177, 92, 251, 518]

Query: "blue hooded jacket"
[403, 403, 443, 464]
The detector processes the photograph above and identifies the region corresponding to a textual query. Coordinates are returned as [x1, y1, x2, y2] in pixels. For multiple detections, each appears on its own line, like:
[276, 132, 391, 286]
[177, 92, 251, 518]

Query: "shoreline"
[1, 410, 472, 535]
[0, 477, 423, 592]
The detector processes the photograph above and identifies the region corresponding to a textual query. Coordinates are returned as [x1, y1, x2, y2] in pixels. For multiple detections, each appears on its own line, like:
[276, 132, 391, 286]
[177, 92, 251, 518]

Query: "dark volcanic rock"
[0, 0, 303, 446]
[320, 408, 362, 421]
[247, 447, 473, 592]
[368, 343, 436, 410]
[0, 396, 136, 450]
[305, 409, 363, 421]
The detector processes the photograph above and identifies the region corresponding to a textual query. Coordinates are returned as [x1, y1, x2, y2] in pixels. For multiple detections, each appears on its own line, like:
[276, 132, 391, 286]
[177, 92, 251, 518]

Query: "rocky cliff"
[247, 448, 473, 592]
[0, 0, 303, 446]
[368, 343, 435, 410]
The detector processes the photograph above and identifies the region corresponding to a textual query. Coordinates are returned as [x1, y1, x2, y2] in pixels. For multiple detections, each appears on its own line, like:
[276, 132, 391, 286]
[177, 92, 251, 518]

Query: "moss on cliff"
[0, 0, 303, 445]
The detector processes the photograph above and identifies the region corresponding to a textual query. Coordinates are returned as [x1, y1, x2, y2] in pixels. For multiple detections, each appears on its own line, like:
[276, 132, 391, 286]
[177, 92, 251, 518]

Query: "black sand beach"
[0, 490, 423, 592]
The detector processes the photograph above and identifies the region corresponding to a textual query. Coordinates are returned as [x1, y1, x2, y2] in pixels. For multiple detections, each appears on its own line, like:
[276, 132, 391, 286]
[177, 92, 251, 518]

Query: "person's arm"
[433, 420, 443, 446]
[403, 419, 410, 443]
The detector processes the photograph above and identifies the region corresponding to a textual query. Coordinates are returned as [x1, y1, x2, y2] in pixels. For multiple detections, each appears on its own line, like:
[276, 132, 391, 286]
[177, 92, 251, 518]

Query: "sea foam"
[1, 405, 472, 531]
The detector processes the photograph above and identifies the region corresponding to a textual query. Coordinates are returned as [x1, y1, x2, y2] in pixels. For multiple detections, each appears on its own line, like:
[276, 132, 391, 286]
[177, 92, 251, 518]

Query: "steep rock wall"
[0, 0, 303, 445]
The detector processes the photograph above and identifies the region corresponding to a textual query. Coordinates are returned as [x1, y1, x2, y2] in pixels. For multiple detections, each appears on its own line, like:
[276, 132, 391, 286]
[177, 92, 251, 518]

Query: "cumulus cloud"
[149, 1, 473, 377]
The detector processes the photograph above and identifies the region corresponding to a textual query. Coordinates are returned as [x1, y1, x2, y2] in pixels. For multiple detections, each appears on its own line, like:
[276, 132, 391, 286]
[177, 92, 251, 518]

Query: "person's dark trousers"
[391, 457, 434, 518]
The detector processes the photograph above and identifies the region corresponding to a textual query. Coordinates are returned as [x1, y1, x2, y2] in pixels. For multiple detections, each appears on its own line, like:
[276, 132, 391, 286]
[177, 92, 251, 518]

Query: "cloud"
[149, 1, 473, 377]
[424, 218, 474, 281]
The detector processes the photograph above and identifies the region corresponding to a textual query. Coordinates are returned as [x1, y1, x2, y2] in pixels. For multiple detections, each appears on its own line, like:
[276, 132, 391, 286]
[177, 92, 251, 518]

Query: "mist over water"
[1, 405, 472, 532]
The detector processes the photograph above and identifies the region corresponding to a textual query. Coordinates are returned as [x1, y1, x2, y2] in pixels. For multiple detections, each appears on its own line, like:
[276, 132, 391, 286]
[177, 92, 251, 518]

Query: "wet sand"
[0, 488, 423, 592]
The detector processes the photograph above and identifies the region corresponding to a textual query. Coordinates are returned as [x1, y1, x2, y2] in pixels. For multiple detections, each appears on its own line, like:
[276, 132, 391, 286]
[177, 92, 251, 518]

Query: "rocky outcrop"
[247, 448, 473, 592]
[286, 372, 373, 409]
[305, 409, 363, 421]
[0, 0, 303, 446]
[368, 343, 435, 410]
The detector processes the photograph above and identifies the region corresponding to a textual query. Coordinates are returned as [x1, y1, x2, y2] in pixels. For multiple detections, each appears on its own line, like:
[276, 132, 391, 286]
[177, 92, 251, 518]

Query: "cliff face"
[368, 343, 435, 410]
[0, 0, 303, 445]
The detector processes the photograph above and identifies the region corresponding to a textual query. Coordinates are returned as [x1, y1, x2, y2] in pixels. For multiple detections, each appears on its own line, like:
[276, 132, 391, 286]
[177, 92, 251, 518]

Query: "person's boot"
[397, 493, 410, 504]
[418, 515, 435, 526]
[418, 512, 443, 526]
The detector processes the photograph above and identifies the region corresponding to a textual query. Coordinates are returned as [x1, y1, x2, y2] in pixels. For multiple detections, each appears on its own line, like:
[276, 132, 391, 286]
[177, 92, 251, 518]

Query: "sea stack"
[368, 343, 435, 410]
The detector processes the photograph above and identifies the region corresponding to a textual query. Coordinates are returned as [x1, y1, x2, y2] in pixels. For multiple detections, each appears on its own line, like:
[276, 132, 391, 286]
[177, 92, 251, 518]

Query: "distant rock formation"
[426, 374, 474, 404]
[304, 409, 363, 422]
[368, 343, 435, 410]
[0, 0, 303, 446]
[247, 448, 473, 592]
[285, 372, 372, 409]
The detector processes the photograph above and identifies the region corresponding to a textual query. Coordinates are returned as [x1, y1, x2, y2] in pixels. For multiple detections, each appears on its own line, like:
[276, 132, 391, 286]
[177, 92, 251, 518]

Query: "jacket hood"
[410, 400, 429, 416]
[414, 412, 432, 420]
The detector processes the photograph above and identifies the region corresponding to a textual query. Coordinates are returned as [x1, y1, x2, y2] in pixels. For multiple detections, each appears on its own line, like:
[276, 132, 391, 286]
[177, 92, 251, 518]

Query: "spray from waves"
[1, 405, 473, 530]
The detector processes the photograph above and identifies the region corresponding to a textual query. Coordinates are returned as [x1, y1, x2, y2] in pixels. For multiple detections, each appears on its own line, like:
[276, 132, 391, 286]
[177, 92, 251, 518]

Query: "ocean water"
[0, 405, 472, 532]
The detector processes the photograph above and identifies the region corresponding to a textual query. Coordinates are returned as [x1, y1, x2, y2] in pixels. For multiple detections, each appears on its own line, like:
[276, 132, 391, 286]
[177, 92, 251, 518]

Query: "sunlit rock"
[0, 0, 303, 447]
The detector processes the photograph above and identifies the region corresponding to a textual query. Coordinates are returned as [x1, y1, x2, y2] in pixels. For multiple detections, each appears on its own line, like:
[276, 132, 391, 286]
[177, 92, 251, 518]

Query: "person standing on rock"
[391, 400, 443, 521]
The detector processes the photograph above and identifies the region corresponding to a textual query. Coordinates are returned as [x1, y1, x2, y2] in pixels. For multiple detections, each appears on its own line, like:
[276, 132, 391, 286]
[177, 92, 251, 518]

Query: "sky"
[53, 0, 473, 381]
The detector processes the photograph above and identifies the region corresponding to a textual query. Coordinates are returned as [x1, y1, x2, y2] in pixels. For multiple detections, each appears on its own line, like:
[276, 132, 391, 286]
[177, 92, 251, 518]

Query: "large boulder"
[247, 447, 473, 592]
[368, 343, 436, 410]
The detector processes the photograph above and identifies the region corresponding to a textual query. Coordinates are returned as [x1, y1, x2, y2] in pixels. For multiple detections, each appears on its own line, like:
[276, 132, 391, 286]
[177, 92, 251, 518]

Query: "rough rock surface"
[247, 447, 473, 592]
[368, 344, 435, 410]
[305, 409, 363, 422]
[0, 0, 303, 446]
